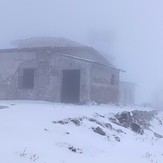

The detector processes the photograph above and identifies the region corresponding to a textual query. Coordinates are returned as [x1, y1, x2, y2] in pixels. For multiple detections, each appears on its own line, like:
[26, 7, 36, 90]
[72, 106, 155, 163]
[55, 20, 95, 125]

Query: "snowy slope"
[0, 101, 162, 163]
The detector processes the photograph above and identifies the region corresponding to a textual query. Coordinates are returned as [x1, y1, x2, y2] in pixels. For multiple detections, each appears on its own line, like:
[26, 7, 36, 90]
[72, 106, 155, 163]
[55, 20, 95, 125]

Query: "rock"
[89, 118, 96, 122]
[0, 106, 9, 109]
[53, 117, 83, 126]
[105, 123, 112, 129]
[69, 146, 76, 152]
[89, 118, 105, 127]
[114, 136, 120, 142]
[116, 129, 126, 134]
[94, 113, 105, 118]
[78, 117, 85, 121]
[113, 110, 157, 134]
[154, 132, 163, 138]
[71, 118, 81, 126]
[44, 128, 48, 131]
[56, 120, 69, 125]
[130, 123, 144, 135]
[115, 111, 133, 127]
[93, 127, 106, 136]
[109, 117, 120, 125]
[157, 119, 163, 126]
[131, 110, 157, 129]
[68, 146, 82, 153]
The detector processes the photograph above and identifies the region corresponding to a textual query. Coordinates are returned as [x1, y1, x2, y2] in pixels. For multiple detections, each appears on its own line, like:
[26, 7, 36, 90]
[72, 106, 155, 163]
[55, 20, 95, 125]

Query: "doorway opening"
[61, 70, 80, 103]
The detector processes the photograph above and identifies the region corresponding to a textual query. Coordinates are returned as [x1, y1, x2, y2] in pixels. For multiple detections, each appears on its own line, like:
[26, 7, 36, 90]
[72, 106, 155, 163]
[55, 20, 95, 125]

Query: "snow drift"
[0, 100, 162, 163]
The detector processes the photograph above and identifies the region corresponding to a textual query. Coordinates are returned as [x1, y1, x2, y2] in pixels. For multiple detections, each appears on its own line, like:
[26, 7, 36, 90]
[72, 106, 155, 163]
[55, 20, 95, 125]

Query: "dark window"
[22, 69, 34, 89]
[111, 74, 116, 85]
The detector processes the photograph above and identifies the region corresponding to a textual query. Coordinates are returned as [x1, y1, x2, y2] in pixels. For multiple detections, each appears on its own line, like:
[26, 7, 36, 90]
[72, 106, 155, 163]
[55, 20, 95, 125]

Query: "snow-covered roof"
[1, 37, 118, 69]
[11, 37, 85, 48]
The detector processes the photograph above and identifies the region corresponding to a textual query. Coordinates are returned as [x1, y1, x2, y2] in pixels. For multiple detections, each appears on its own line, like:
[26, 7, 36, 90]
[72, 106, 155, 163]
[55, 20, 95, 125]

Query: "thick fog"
[0, 0, 163, 104]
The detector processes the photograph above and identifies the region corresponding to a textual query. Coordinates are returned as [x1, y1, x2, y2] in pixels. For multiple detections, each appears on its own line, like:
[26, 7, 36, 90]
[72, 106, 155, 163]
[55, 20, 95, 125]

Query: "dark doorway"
[22, 69, 34, 89]
[61, 70, 80, 103]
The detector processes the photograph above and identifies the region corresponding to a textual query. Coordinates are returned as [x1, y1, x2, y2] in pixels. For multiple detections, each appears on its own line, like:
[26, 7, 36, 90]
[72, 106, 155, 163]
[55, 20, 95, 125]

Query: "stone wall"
[90, 64, 119, 103]
[50, 53, 91, 103]
[0, 52, 36, 99]
[0, 48, 119, 104]
[0, 50, 91, 103]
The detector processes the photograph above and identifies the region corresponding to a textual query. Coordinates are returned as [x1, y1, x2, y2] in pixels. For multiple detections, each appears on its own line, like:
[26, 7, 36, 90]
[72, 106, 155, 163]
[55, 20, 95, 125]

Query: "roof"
[11, 37, 85, 48]
[1, 37, 118, 69]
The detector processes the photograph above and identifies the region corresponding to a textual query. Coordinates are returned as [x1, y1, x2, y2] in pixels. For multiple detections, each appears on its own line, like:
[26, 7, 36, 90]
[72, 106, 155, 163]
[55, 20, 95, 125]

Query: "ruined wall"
[90, 64, 119, 104]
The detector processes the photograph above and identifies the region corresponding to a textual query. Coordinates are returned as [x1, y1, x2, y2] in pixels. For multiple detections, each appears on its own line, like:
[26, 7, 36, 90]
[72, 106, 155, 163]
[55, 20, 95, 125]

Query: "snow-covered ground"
[0, 100, 162, 163]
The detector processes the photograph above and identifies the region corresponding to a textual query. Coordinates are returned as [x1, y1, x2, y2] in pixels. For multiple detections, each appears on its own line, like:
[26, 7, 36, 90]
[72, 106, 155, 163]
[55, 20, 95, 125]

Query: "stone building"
[0, 37, 120, 104]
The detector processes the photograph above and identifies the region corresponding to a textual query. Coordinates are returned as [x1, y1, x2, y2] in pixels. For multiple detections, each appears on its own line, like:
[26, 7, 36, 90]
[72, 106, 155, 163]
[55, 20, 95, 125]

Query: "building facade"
[0, 38, 120, 104]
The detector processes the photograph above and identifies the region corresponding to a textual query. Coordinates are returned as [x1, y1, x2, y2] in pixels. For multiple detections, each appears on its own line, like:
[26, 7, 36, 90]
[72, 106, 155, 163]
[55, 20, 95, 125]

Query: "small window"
[22, 69, 34, 89]
[111, 74, 116, 85]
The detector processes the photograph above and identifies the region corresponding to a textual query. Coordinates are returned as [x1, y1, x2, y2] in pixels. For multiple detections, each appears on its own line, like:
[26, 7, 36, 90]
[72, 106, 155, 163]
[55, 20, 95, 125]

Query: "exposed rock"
[114, 136, 121, 142]
[89, 118, 105, 127]
[89, 118, 97, 122]
[109, 117, 120, 125]
[93, 127, 106, 136]
[130, 123, 144, 135]
[53, 119, 70, 125]
[53, 117, 83, 126]
[116, 129, 126, 134]
[154, 132, 163, 138]
[105, 123, 112, 129]
[68, 146, 82, 153]
[94, 113, 105, 118]
[78, 117, 86, 121]
[115, 111, 133, 128]
[131, 110, 155, 129]
[71, 118, 81, 126]
[159, 120, 163, 126]
[156, 118, 163, 126]
[0, 106, 9, 109]
[112, 110, 157, 134]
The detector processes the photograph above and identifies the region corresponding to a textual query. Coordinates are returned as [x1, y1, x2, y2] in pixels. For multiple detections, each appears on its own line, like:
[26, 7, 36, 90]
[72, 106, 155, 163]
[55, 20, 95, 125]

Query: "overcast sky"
[0, 0, 163, 104]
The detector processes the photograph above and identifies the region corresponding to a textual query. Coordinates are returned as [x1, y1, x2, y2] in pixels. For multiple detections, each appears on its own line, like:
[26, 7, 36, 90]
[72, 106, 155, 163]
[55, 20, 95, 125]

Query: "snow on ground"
[0, 100, 162, 163]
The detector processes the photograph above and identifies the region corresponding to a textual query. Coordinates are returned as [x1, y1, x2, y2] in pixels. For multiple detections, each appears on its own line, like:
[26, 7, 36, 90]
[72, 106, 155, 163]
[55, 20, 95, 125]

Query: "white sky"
[0, 0, 163, 104]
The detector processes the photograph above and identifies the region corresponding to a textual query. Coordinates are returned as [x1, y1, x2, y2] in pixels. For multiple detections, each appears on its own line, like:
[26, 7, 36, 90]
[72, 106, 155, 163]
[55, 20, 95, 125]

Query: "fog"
[0, 0, 163, 104]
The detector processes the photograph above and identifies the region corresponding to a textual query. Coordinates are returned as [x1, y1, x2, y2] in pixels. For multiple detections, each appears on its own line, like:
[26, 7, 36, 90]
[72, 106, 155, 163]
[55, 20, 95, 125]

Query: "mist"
[0, 0, 163, 104]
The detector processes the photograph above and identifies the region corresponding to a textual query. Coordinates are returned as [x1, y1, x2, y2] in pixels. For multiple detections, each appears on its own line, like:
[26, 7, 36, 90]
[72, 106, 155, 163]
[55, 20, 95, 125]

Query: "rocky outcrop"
[130, 123, 144, 135]
[92, 127, 106, 136]
[154, 132, 163, 138]
[0, 105, 9, 109]
[114, 111, 133, 128]
[111, 110, 158, 135]
[52, 110, 161, 137]
[53, 117, 113, 130]
[131, 110, 157, 129]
